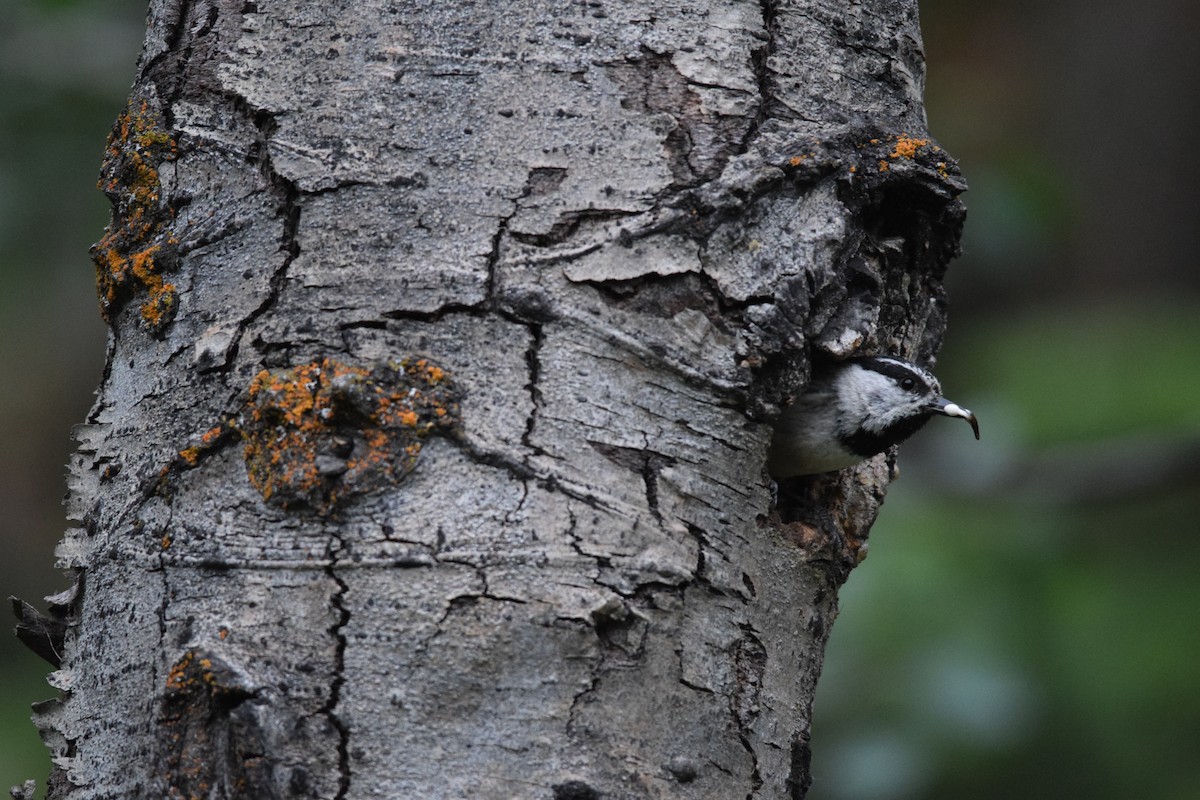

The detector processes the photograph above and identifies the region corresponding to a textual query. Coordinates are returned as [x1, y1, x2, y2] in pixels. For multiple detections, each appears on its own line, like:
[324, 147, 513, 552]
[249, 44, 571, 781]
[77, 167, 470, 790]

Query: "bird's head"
[832, 356, 980, 456]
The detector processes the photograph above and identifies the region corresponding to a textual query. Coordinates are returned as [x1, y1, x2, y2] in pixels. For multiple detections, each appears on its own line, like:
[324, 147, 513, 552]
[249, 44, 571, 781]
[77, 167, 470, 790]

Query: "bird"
[767, 355, 979, 477]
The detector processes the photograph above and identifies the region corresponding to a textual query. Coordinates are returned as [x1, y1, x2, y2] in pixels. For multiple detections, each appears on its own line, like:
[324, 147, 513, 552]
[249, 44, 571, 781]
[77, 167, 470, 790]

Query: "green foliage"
[811, 305, 1200, 799]
[0, 657, 53, 800]
[944, 304, 1200, 444]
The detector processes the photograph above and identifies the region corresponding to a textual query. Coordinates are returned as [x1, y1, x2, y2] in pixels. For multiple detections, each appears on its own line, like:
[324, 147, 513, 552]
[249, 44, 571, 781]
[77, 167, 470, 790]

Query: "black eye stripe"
[851, 356, 933, 394]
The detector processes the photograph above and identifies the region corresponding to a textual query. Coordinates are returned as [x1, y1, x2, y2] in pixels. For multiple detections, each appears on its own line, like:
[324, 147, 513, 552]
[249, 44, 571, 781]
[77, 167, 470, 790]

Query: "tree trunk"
[30, 0, 963, 798]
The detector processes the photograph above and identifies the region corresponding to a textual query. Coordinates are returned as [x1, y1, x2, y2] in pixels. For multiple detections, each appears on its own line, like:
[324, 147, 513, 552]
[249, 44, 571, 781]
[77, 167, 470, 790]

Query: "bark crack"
[219, 95, 302, 371]
[738, 732, 764, 800]
[521, 322, 546, 455]
[322, 530, 352, 799]
[744, 0, 781, 150]
[484, 185, 523, 306]
[733, 625, 767, 798]
[565, 668, 600, 739]
[453, 437, 609, 511]
[379, 303, 490, 323]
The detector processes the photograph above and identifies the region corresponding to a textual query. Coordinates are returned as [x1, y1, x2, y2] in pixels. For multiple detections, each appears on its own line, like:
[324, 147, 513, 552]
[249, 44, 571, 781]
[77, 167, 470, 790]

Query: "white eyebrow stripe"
[857, 356, 940, 394]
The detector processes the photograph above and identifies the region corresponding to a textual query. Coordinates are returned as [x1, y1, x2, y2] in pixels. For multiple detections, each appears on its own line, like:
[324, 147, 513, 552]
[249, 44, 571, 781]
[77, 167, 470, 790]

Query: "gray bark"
[30, 0, 963, 798]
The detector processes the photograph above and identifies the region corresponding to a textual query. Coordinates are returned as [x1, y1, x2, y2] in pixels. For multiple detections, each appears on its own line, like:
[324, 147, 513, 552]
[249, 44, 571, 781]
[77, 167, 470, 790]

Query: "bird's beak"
[929, 398, 980, 439]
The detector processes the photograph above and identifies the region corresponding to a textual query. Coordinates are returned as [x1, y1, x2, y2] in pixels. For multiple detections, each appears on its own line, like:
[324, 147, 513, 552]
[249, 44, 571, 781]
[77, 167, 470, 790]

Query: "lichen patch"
[90, 98, 180, 334]
[238, 357, 461, 513]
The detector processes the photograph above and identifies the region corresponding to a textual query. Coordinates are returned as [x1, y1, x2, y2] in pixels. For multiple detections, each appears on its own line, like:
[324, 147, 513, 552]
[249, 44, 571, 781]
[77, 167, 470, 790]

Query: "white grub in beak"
[932, 399, 980, 440]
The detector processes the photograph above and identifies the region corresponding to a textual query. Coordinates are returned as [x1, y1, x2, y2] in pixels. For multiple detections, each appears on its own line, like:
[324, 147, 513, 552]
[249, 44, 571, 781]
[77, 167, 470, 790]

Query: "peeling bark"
[28, 0, 964, 798]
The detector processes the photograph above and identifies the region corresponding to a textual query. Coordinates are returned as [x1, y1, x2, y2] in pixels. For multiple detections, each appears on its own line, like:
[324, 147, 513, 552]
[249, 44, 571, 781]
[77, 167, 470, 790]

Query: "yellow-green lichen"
[90, 98, 180, 334]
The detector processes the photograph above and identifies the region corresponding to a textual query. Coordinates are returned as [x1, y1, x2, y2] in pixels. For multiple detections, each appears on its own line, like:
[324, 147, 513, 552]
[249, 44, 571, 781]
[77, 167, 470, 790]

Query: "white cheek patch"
[837, 367, 924, 432]
[839, 367, 900, 400]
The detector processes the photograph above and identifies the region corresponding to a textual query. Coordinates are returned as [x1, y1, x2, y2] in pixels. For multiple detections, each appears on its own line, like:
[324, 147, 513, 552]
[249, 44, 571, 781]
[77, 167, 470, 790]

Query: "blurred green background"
[811, 2, 1200, 799]
[2, 1, 146, 795]
[1, 1, 1197, 797]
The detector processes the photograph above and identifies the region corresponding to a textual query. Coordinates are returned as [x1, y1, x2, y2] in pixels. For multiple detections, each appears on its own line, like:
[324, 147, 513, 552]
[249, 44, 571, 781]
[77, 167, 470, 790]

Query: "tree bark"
[30, 0, 963, 798]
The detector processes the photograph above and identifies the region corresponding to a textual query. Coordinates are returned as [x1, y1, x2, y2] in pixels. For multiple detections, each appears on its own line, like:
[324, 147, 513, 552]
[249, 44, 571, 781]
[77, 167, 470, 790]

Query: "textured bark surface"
[31, 0, 964, 798]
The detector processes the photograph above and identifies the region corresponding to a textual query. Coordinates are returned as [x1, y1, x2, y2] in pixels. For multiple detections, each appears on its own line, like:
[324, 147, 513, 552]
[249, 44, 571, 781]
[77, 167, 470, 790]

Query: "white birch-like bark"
[29, 1, 964, 798]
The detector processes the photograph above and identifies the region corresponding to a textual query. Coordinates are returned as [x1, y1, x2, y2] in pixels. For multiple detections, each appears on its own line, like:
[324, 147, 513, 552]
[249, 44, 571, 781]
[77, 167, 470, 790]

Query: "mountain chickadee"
[767, 355, 979, 477]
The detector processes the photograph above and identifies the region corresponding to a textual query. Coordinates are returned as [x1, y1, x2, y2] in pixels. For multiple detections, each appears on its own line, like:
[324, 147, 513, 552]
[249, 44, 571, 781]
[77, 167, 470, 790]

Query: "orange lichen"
[199, 424, 226, 446]
[90, 98, 179, 333]
[171, 420, 239, 475]
[163, 649, 254, 799]
[417, 359, 446, 384]
[238, 356, 461, 512]
[165, 650, 236, 697]
[165, 650, 199, 692]
[160, 359, 460, 514]
[877, 160, 890, 172]
[889, 134, 930, 160]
